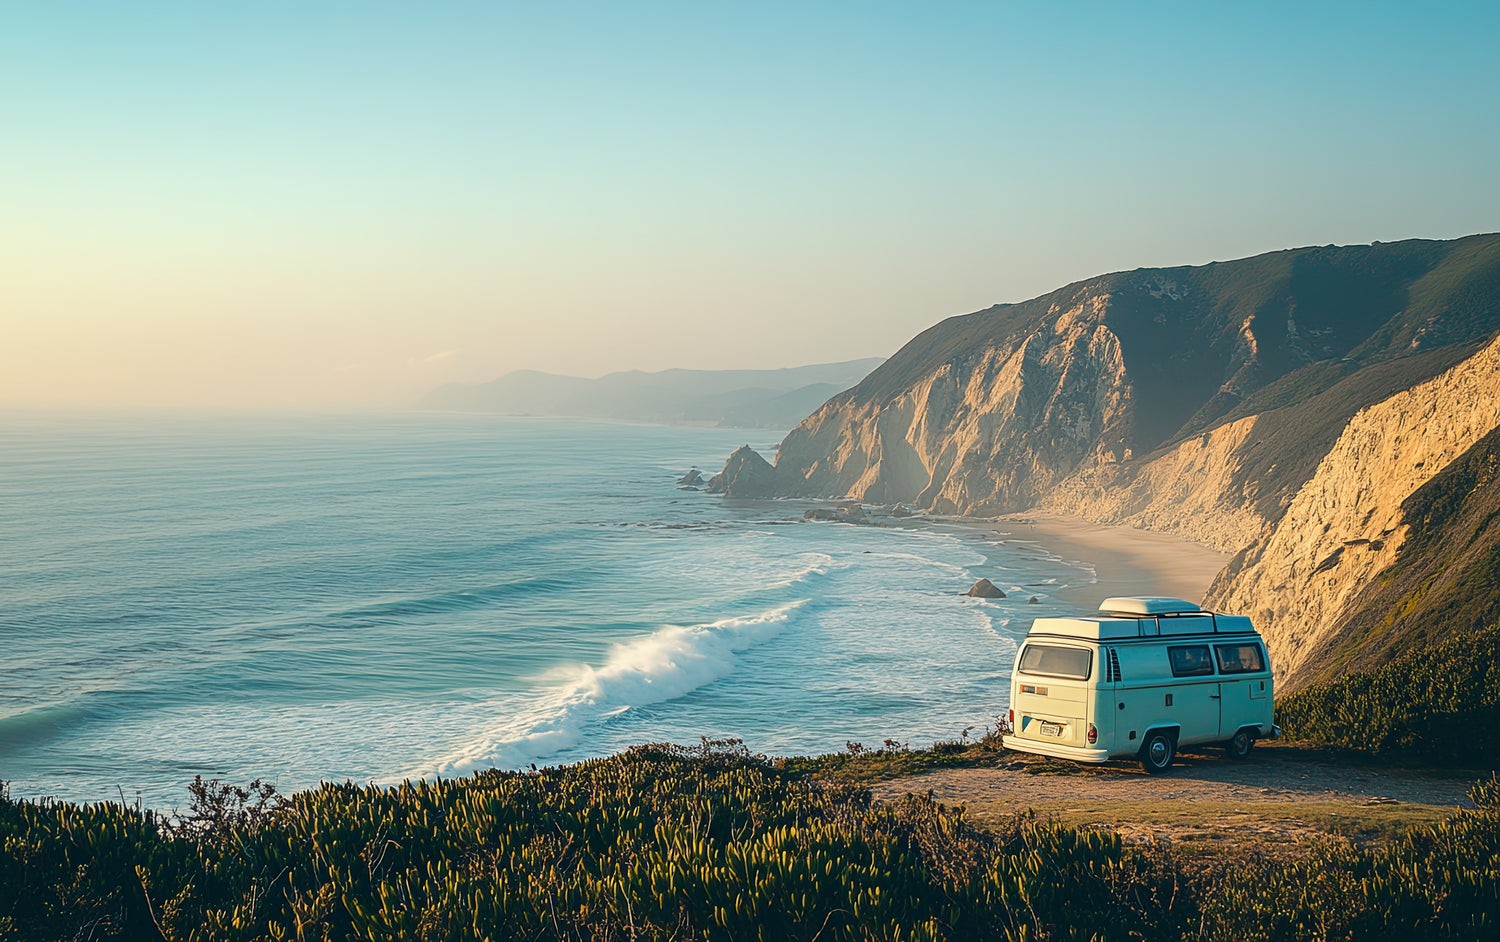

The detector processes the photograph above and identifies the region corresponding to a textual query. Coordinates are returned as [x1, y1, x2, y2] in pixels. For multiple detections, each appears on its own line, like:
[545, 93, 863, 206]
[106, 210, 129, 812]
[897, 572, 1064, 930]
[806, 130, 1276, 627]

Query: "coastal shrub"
[4, 755, 1500, 940]
[1276, 622, 1500, 761]
[0, 751, 1174, 941]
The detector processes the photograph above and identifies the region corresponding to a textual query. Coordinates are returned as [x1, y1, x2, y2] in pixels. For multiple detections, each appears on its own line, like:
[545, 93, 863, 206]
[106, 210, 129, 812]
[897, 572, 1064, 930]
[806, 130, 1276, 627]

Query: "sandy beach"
[987, 511, 1233, 609]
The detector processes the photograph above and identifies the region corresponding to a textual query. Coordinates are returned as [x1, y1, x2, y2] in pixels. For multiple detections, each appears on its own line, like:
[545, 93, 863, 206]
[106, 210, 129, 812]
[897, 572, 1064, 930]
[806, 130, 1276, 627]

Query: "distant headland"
[417, 358, 884, 429]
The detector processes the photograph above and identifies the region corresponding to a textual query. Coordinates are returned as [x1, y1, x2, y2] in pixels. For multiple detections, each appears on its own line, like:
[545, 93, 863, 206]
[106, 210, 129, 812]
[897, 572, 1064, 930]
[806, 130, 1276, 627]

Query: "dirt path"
[868, 744, 1478, 852]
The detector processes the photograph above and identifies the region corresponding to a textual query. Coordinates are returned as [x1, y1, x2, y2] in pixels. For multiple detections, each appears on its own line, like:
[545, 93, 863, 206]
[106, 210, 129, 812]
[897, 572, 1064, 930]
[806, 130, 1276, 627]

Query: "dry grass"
[1020, 798, 1449, 846]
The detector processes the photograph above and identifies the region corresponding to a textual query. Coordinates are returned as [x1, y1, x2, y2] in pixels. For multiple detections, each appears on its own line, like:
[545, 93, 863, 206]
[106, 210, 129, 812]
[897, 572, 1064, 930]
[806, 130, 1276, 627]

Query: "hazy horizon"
[5, 2, 1498, 410]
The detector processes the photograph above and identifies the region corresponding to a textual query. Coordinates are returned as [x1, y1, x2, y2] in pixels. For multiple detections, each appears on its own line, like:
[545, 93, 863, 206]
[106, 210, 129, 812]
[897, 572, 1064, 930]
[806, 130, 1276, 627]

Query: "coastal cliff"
[1205, 333, 1500, 688]
[777, 292, 1132, 512]
[719, 234, 1500, 689]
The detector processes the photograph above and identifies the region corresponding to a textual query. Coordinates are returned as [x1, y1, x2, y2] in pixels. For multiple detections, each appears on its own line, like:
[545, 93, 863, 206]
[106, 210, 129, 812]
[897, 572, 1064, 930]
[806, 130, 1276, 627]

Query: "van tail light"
[1008, 708, 1015, 729]
[1087, 723, 1098, 744]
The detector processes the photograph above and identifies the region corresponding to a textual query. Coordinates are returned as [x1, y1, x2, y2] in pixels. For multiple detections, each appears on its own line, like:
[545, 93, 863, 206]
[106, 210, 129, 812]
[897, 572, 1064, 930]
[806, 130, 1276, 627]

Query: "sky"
[3, 1, 1498, 410]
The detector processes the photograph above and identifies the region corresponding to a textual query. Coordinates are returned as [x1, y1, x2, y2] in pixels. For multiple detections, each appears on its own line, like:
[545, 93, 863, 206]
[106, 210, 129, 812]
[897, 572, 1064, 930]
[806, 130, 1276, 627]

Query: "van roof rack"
[1098, 597, 1203, 616]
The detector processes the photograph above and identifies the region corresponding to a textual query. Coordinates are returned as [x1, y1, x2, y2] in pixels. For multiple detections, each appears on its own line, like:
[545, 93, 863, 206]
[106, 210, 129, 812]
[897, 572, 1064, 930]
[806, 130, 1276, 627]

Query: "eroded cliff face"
[776, 292, 1135, 513]
[1204, 333, 1500, 690]
[1039, 414, 1269, 552]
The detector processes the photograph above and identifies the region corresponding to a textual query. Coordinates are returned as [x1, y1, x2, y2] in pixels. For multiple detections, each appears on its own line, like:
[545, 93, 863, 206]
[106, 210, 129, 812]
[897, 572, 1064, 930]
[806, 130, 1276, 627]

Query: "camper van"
[1000, 597, 1278, 773]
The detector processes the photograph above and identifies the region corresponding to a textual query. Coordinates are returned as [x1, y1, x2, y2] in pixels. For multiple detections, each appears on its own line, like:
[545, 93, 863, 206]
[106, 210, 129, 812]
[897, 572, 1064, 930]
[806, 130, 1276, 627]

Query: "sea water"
[0, 412, 1091, 807]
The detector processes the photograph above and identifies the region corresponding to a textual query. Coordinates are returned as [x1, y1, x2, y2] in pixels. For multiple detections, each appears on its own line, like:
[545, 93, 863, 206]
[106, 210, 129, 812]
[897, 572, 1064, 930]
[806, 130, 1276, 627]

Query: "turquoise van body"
[1000, 597, 1278, 773]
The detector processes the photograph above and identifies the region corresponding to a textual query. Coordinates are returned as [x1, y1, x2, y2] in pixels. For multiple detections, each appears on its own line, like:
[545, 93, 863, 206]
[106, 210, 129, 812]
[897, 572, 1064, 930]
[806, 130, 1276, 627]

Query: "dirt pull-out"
[868, 743, 1478, 853]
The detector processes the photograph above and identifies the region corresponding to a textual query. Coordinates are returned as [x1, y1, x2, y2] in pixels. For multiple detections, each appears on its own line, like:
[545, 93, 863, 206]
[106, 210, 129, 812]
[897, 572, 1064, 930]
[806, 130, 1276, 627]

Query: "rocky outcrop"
[677, 469, 705, 486]
[805, 504, 867, 523]
[967, 578, 1006, 598]
[1205, 333, 1500, 690]
[705, 446, 781, 498]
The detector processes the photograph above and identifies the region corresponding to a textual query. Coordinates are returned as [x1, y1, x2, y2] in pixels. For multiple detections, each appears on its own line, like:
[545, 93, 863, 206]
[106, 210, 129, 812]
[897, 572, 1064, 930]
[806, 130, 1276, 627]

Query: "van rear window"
[1168, 645, 1214, 677]
[1215, 643, 1266, 674]
[1018, 644, 1091, 680]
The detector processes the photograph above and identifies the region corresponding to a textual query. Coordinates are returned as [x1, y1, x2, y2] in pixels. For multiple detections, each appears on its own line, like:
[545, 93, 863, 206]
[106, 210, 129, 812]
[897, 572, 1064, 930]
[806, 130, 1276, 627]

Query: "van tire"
[1227, 728, 1255, 759]
[1140, 730, 1176, 774]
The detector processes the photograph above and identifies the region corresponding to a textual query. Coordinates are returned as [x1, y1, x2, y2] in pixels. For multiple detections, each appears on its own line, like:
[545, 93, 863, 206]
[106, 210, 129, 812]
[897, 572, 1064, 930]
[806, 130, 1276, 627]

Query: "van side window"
[1167, 645, 1214, 677]
[1215, 643, 1266, 674]
[1018, 644, 1092, 680]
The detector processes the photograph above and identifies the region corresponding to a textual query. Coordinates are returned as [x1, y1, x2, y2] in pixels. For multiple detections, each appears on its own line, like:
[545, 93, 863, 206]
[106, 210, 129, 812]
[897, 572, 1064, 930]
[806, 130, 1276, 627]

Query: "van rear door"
[1012, 643, 1092, 749]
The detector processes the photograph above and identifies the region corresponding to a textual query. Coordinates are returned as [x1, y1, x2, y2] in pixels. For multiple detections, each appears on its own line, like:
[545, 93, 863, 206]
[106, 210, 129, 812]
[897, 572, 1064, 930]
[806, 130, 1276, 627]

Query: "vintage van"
[1000, 597, 1278, 773]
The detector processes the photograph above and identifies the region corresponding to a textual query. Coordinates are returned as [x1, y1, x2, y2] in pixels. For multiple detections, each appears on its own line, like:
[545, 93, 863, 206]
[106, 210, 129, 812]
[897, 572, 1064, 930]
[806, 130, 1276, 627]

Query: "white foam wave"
[413, 599, 808, 779]
[860, 550, 973, 576]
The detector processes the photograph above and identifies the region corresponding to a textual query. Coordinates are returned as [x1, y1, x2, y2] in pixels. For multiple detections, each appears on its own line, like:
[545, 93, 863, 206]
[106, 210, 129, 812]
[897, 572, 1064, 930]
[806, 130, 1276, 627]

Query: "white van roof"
[1025, 596, 1258, 641]
[1098, 596, 1201, 616]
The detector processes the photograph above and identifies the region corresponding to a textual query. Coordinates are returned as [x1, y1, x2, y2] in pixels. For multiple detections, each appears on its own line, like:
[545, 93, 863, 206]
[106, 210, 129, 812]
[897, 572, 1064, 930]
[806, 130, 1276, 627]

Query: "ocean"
[0, 412, 1091, 808]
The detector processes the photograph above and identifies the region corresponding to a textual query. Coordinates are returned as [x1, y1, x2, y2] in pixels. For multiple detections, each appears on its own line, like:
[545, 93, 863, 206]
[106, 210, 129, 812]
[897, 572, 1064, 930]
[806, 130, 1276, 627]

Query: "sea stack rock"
[1028, 596, 1041, 604]
[706, 445, 780, 498]
[678, 469, 705, 486]
[967, 578, 1006, 599]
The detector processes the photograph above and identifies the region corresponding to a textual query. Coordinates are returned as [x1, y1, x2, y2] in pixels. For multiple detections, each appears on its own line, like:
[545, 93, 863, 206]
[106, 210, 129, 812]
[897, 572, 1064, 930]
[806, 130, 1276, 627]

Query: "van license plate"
[1039, 722, 1063, 738]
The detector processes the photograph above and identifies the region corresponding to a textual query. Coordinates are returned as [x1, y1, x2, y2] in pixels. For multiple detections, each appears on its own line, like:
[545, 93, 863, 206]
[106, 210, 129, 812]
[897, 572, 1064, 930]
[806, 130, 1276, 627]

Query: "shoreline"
[991, 512, 1232, 608]
[900, 510, 1233, 611]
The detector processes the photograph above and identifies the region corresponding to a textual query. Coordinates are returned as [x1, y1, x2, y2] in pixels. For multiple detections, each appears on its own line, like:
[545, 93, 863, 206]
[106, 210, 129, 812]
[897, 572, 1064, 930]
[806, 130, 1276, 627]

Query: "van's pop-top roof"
[1098, 597, 1202, 616]
[1024, 597, 1257, 641]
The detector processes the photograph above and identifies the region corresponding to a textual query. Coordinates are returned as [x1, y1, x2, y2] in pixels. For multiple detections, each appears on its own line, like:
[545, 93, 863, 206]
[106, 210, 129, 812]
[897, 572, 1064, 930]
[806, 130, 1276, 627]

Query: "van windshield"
[1018, 644, 1091, 680]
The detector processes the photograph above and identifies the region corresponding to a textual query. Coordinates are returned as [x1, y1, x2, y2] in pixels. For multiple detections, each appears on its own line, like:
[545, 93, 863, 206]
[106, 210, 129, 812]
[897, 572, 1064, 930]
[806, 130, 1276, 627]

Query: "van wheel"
[1140, 731, 1175, 774]
[1227, 728, 1255, 759]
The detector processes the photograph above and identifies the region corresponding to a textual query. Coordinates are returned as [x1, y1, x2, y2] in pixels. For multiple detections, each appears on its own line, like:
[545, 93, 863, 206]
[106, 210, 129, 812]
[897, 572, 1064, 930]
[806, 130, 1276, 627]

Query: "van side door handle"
[1209, 694, 1221, 699]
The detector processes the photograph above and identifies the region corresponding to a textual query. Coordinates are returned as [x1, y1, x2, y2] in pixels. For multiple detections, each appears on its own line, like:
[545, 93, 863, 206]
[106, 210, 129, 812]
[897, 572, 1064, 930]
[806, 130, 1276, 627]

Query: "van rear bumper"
[1001, 736, 1111, 763]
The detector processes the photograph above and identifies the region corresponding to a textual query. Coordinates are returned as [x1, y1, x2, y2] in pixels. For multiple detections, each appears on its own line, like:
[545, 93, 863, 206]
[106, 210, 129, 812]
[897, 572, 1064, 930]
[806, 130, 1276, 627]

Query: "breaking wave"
[417, 600, 810, 778]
